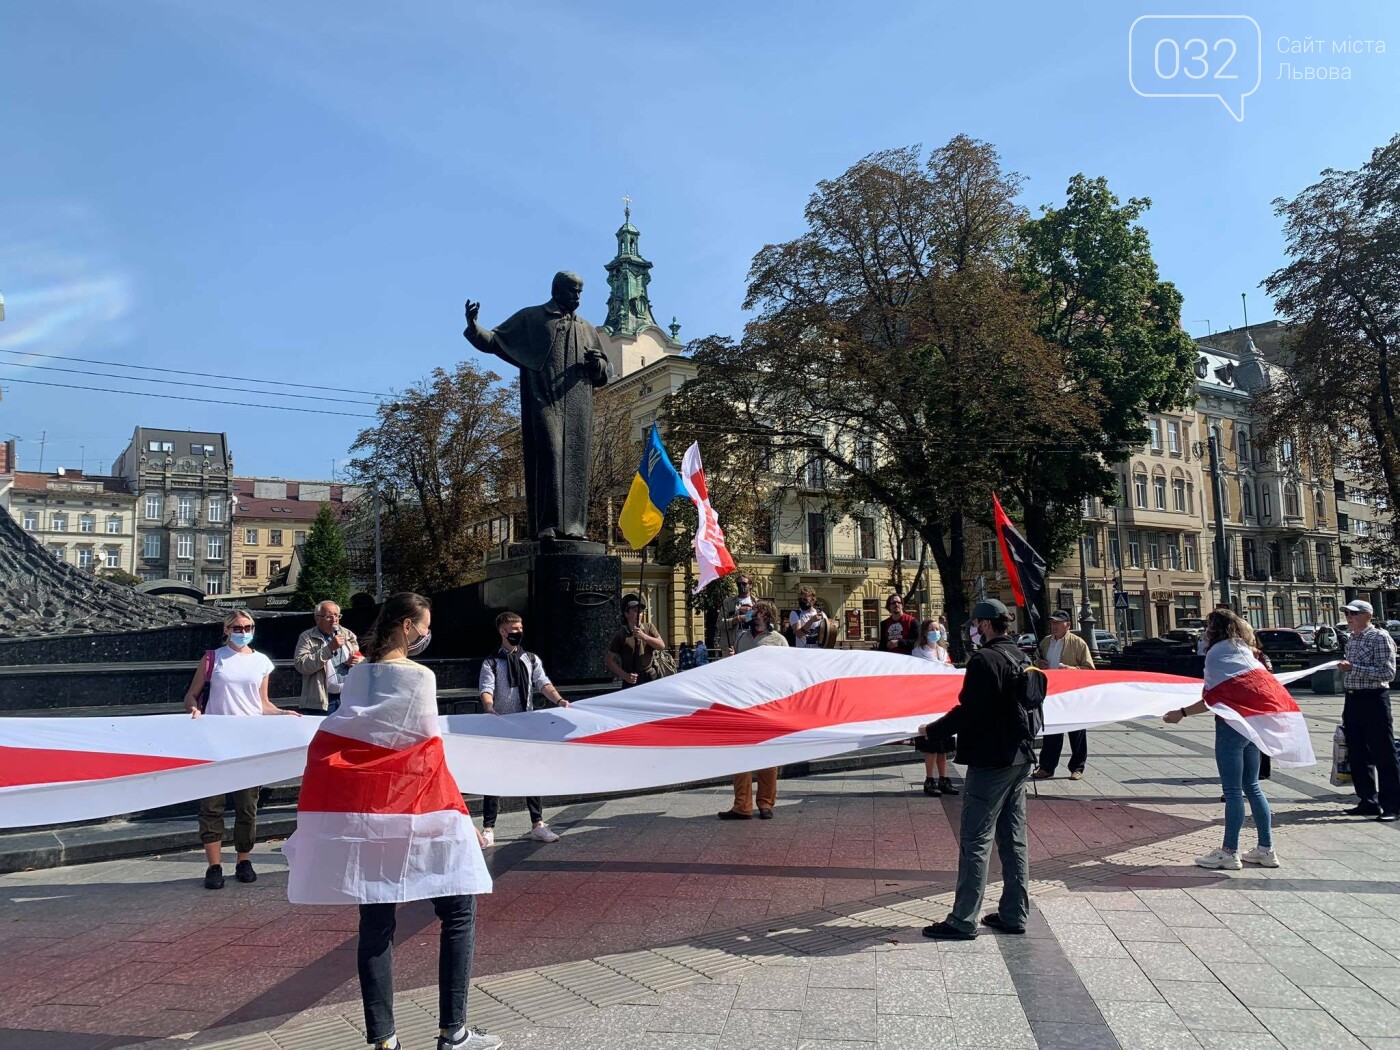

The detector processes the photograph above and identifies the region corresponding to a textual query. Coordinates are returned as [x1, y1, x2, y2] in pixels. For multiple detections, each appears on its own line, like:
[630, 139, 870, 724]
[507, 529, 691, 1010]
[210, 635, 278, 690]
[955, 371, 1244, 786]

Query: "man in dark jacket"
[918, 598, 1035, 939]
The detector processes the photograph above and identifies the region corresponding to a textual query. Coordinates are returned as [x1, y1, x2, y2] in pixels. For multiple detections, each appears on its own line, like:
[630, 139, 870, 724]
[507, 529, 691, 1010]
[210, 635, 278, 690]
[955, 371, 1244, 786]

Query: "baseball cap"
[622, 593, 646, 611]
[971, 598, 1009, 620]
[1343, 599, 1374, 615]
[1050, 610, 1072, 623]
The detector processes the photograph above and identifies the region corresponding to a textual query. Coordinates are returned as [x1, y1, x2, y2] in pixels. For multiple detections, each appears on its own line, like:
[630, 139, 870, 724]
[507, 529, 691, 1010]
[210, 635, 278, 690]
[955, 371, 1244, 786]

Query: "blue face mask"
[928, 630, 942, 644]
[229, 630, 254, 648]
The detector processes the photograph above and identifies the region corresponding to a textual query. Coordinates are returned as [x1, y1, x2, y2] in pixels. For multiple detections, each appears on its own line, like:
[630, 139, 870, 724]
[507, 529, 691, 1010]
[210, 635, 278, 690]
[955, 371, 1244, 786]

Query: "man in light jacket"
[1031, 610, 1095, 781]
[721, 600, 788, 821]
[293, 601, 361, 713]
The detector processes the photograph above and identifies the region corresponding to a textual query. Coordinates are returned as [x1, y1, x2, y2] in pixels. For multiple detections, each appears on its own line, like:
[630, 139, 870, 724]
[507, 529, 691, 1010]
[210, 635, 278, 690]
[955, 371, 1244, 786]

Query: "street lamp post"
[1078, 504, 1098, 654]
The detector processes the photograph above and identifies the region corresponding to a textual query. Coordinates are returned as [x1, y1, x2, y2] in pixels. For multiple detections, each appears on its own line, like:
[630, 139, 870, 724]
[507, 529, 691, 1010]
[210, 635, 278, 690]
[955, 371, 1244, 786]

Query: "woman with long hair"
[1163, 608, 1278, 870]
[284, 593, 499, 1050]
[184, 608, 301, 890]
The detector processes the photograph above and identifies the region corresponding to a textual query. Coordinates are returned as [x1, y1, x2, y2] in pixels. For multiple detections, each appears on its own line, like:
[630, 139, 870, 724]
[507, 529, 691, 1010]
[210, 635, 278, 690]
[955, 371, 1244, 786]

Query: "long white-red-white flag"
[681, 441, 736, 593]
[0, 649, 1329, 828]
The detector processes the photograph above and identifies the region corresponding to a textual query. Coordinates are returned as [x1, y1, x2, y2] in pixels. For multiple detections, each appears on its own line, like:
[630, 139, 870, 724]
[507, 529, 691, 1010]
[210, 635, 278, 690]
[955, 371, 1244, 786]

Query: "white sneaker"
[1241, 846, 1280, 868]
[480, 828, 495, 848]
[530, 823, 559, 843]
[439, 1028, 502, 1050]
[1195, 848, 1243, 870]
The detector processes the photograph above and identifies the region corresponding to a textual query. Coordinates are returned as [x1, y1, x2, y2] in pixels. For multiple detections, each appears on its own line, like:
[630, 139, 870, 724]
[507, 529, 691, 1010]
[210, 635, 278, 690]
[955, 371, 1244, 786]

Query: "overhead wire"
[0, 376, 378, 419]
[0, 347, 393, 398]
[0, 360, 382, 406]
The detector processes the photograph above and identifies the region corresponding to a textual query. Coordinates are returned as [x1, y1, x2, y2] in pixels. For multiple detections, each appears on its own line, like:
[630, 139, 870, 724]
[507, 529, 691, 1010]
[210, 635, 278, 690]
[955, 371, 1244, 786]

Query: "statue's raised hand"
[464, 300, 481, 328]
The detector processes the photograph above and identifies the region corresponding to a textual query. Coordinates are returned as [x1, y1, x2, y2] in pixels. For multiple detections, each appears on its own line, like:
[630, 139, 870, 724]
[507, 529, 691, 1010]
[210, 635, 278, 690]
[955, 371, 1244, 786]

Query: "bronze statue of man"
[464, 272, 611, 541]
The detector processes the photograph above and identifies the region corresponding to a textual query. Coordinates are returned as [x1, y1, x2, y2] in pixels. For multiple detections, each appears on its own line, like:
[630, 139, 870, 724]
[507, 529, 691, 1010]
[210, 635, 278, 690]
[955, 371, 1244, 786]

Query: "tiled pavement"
[2, 691, 1399, 1050]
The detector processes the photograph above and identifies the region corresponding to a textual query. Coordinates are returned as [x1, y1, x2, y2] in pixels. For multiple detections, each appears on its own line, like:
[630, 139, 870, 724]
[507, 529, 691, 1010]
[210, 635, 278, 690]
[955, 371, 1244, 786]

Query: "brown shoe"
[1031, 769, 1054, 780]
[758, 808, 774, 820]
[718, 809, 753, 820]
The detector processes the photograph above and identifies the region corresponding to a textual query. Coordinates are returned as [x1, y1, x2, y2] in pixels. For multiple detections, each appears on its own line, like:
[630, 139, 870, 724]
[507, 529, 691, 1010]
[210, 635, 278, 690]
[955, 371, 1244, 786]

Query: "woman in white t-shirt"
[911, 620, 959, 798]
[184, 609, 300, 890]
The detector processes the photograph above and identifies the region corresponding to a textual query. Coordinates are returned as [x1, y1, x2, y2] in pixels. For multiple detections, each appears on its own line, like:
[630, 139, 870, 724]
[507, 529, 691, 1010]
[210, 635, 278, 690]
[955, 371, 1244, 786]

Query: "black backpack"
[988, 644, 1047, 742]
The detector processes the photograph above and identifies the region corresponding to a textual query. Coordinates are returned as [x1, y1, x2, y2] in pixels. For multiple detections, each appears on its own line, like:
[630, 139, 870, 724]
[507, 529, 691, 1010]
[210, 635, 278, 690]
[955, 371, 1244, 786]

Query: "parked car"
[1177, 617, 1207, 638]
[1092, 630, 1120, 654]
[1015, 633, 1038, 655]
[1255, 628, 1309, 657]
[1385, 621, 1400, 644]
[1162, 628, 1198, 644]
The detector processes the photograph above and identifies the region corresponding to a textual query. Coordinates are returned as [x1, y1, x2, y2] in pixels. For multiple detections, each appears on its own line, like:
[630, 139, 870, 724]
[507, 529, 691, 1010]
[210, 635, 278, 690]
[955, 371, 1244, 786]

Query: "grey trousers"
[946, 762, 1032, 935]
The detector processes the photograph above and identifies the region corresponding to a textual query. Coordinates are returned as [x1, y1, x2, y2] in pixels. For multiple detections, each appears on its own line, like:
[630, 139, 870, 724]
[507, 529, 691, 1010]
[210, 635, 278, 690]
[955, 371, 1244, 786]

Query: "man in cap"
[917, 598, 1036, 939]
[1338, 599, 1400, 821]
[605, 593, 668, 687]
[1031, 610, 1095, 781]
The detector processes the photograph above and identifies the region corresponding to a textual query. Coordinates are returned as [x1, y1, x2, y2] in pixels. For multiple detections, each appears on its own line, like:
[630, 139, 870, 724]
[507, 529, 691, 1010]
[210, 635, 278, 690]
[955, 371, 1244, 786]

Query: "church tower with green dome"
[599, 200, 684, 377]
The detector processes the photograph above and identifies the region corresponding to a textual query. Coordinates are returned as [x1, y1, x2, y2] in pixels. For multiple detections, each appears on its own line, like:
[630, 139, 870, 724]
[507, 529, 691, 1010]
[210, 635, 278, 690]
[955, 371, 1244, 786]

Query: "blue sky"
[2, 1, 1398, 480]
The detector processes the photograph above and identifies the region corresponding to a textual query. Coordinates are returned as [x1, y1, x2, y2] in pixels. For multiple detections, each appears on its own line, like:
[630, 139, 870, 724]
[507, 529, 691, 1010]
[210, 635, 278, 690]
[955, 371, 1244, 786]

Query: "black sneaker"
[923, 777, 941, 796]
[204, 864, 225, 890]
[235, 859, 257, 884]
[938, 777, 959, 796]
[717, 809, 753, 820]
[981, 914, 1026, 935]
[1379, 812, 1399, 823]
[1346, 804, 1382, 816]
[922, 920, 976, 941]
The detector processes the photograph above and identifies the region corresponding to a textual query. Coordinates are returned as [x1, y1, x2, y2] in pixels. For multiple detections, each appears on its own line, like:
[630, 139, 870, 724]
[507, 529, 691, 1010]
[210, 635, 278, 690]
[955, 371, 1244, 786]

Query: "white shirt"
[790, 607, 825, 647]
[1045, 637, 1066, 669]
[206, 646, 275, 717]
[912, 643, 951, 665]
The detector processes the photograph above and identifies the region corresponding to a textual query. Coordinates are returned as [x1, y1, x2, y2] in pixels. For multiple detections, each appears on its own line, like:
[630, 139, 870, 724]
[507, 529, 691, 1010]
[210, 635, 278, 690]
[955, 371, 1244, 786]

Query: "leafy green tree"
[291, 503, 350, 611]
[1012, 174, 1198, 622]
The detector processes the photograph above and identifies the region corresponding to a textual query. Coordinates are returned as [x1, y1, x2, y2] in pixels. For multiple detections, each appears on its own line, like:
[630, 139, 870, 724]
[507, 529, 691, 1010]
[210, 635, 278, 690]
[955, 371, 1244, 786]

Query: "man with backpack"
[917, 599, 1041, 940]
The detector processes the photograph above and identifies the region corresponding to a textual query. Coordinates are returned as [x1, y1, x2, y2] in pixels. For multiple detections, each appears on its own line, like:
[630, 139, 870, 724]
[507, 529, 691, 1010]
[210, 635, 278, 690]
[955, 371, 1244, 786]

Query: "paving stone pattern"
[2, 692, 1399, 1050]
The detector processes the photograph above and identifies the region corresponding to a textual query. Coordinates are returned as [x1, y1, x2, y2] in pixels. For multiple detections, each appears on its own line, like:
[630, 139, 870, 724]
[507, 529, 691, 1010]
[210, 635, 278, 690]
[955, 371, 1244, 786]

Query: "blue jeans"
[1215, 718, 1272, 851]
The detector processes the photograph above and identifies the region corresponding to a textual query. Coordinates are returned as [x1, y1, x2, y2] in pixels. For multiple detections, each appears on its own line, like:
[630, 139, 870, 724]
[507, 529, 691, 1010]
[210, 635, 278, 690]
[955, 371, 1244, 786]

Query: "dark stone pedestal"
[438, 543, 621, 684]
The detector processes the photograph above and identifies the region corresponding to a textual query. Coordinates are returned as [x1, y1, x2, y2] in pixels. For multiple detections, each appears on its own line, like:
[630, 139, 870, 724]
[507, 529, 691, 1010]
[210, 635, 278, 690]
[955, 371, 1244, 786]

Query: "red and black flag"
[993, 494, 1047, 635]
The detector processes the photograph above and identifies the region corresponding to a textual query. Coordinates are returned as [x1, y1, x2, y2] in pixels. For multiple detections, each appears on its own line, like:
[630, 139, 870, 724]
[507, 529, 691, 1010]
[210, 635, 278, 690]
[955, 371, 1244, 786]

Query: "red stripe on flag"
[573, 668, 1197, 748]
[0, 746, 209, 789]
[1205, 667, 1302, 718]
[296, 731, 468, 815]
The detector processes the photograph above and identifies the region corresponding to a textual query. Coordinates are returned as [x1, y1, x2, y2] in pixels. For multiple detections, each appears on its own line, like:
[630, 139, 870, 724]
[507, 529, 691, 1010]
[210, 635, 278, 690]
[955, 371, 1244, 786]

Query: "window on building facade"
[269, 559, 282, 576]
[177, 496, 195, 525]
[1317, 542, 1333, 577]
[269, 529, 283, 546]
[1284, 483, 1300, 518]
[207, 535, 225, 559]
[177, 570, 194, 584]
[79, 514, 94, 533]
[1291, 545, 1307, 576]
[21, 511, 36, 530]
[901, 529, 918, 561]
[1128, 532, 1141, 567]
[1187, 483, 1195, 514]
[1298, 596, 1314, 624]
[804, 455, 823, 489]
[295, 530, 307, 546]
[1110, 534, 1122, 569]
[1134, 474, 1148, 508]
[856, 517, 876, 560]
[1355, 518, 1372, 537]
[76, 547, 93, 569]
[1166, 537, 1181, 569]
[177, 533, 194, 560]
[1280, 438, 1295, 463]
[1154, 475, 1167, 509]
[1219, 483, 1230, 517]
[1084, 532, 1099, 568]
[1273, 595, 1286, 627]
[1169, 478, 1184, 511]
[244, 558, 258, 577]
[751, 512, 773, 555]
[1167, 421, 1180, 453]
[1149, 419, 1161, 450]
[1148, 537, 1160, 568]
[1247, 596, 1265, 628]
[139, 569, 159, 583]
[245, 528, 258, 544]
[143, 533, 161, 559]
[1185, 535, 1198, 571]
[806, 513, 827, 572]
[1243, 538, 1259, 577]
[1237, 427, 1250, 463]
[145, 493, 162, 520]
[1261, 487, 1272, 520]
[1242, 483, 1254, 518]
[51, 512, 68, 532]
[1315, 491, 1327, 522]
[104, 547, 120, 568]
[207, 497, 224, 523]
[204, 573, 225, 595]
[981, 540, 997, 572]
[106, 515, 121, 534]
[1268, 541, 1283, 575]
[855, 438, 874, 474]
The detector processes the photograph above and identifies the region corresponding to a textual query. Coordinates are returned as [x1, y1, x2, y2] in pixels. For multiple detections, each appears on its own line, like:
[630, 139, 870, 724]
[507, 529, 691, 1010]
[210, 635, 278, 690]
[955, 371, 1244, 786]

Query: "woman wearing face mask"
[911, 620, 959, 796]
[184, 609, 300, 891]
[284, 592, 500, 1050]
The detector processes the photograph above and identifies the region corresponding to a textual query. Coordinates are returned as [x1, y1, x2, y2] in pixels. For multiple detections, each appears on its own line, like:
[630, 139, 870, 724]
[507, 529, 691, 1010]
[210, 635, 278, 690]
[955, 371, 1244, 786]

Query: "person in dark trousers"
[1032, 611, 1094, 781]
[918, 599, 1035, 939]
[478, 611, 571, 846]
[1337, 600, 1400, 821]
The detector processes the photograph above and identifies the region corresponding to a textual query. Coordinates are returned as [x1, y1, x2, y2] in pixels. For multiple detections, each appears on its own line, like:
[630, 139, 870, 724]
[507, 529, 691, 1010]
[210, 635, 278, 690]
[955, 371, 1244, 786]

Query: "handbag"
[196, 649, 216, 712]
[650, 647, 678, 678]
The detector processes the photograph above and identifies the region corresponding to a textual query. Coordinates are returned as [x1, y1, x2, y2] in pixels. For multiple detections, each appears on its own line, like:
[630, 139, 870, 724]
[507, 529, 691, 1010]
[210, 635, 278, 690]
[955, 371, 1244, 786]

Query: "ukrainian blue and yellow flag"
[618, 424, 687, 549]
